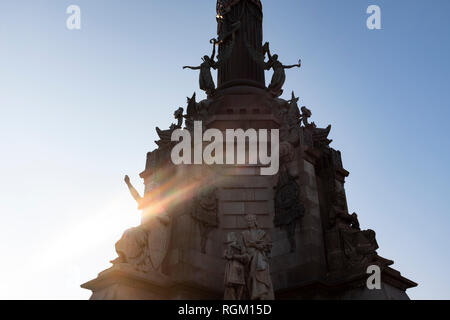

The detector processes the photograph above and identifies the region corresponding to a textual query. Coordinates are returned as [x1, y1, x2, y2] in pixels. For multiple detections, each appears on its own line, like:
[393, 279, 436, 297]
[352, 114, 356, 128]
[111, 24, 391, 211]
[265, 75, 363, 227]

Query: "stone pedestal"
[276, 266, 415, 300]
[81, 265, 172, 300]
[81, 0, 417, 300]
[82, 265, 221, 300]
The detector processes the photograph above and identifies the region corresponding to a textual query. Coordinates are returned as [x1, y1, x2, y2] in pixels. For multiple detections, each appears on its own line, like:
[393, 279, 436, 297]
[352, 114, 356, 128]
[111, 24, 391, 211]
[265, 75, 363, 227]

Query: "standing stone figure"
[264, 42, 301, 97]
[247, 41, 301, 97]
[241, 215, 275, 300]
[183, 42, 218, 96]
[223, 232, 249, 300]
[183, 32, 236, 96]
[300, 106, 313, 127]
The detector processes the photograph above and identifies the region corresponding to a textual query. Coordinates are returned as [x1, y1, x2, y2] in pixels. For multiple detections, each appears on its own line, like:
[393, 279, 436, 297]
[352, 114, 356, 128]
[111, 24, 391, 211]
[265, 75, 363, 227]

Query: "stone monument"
[82, 0, 417, 300]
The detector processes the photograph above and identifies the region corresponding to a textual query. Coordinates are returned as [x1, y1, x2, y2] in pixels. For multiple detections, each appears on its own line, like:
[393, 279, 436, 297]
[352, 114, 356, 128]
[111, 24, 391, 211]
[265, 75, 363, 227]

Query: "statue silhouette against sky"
[247, 41, 301, 97]
[183, 26, 238, 96]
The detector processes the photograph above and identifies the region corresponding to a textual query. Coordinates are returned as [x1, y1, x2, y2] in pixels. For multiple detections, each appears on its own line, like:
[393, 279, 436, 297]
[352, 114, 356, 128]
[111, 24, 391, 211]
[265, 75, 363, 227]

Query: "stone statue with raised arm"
[183, 41, 218, 96]
[247, 41, 301, 97]
[184, 31, 237, 96]
[124, 175, 143, 207]
[264, 42, 301, 97]
[110, 175, 172, 274]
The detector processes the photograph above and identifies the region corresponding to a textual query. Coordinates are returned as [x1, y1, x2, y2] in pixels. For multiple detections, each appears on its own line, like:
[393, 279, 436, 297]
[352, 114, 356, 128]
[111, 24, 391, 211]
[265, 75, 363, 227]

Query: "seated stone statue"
[110, 226, 151, 273]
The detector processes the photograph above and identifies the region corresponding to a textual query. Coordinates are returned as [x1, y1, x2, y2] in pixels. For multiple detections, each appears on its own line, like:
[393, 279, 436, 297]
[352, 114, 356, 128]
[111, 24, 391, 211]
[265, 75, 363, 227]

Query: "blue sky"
[0, 0, 449, 299]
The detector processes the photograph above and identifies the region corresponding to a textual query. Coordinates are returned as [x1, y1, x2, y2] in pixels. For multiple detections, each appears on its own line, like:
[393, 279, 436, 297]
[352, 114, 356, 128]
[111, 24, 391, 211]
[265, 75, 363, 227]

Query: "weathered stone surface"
[218, 188, 255, 201]
[220, 202, 245, 215]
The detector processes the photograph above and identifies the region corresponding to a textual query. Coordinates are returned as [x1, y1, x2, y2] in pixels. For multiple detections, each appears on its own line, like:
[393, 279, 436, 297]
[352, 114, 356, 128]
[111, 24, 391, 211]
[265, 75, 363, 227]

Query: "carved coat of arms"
[145, 212, 172, 271]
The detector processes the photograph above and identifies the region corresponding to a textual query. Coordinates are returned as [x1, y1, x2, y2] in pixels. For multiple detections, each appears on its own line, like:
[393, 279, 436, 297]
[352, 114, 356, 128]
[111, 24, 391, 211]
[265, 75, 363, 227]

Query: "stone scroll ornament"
[110, 175, 172, 274]
[246, 41, 301, 97]
[191, 186, 219, 254]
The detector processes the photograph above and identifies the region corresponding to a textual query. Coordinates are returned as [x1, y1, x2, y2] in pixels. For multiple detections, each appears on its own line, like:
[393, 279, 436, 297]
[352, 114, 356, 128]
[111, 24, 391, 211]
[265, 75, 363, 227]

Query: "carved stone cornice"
[302, 146, 321, 165]
[335, 167, 350, 183]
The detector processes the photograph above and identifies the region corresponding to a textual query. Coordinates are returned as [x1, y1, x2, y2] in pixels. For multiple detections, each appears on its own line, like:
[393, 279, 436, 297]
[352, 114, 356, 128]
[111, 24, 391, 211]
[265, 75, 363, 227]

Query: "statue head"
[245, 214, 258, 228]
[301, 106, 312, 118]
[272, 54, 279, 61]
[173, 107, 184, 119]
[203, 55, 210, 62]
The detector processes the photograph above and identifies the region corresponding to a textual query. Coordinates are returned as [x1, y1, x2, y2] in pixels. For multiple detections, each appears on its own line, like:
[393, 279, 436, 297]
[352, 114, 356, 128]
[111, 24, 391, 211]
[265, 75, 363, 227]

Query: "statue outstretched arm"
[124, 175, 143, 205]
[183, 65, 201, 70]
[283, 64, 300, 69]
[283, 59, 302, 69]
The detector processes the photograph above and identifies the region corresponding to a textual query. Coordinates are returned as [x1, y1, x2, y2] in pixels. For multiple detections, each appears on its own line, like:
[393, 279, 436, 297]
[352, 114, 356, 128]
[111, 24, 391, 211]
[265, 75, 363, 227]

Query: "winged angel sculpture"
[183, 31, 237, 96]
[247, 41, 301, 97]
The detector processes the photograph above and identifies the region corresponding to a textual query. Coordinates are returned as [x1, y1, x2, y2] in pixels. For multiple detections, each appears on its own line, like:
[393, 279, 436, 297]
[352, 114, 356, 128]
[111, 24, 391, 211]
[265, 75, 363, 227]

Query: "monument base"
[81, 264, 221, 300]
[276, 267, 414, 300]
[81, 265, 172, 300]
[82, 265, 413, 300]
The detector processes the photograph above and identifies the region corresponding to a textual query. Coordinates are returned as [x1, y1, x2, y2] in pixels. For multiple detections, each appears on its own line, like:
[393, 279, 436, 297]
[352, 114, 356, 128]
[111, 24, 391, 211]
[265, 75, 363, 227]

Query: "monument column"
[216, 0, 265, 87]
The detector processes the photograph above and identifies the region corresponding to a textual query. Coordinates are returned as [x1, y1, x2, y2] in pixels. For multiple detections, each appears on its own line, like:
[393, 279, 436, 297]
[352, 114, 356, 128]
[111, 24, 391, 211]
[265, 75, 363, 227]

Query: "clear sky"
[0, 0, 449, 300]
